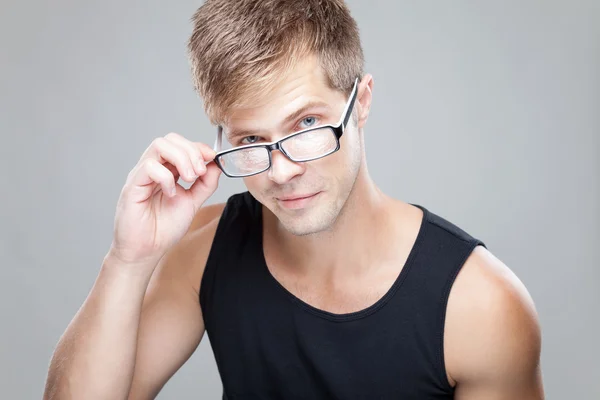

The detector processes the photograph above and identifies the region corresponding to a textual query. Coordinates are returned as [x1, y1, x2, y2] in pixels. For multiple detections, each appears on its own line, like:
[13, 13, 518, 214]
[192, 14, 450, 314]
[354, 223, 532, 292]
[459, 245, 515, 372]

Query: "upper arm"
[127, 203, 224, 400]
[445, 246, 544, 400]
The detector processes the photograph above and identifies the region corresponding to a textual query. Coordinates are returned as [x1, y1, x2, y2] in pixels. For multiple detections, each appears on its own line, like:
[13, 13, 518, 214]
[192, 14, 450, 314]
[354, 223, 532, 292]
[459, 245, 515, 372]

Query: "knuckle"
[155, 170, 171, 185]
[143, 160, 162, 178]
[142, 158, 155, 170]
[165, 132, 180, 140]
[151, 137, 165, 149]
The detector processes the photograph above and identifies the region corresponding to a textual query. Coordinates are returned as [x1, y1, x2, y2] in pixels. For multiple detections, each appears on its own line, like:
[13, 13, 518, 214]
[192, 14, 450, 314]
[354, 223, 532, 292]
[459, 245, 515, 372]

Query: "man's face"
[221, 57, 365, 236]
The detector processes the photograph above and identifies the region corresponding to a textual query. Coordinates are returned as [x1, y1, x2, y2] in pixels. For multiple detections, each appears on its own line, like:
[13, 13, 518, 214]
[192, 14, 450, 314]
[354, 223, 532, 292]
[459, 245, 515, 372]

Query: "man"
[44, 0, 544, 399]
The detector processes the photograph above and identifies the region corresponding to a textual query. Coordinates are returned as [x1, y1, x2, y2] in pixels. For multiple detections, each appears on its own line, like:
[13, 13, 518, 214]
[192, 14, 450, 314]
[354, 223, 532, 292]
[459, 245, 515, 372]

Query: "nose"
[267, 150, 305, 184]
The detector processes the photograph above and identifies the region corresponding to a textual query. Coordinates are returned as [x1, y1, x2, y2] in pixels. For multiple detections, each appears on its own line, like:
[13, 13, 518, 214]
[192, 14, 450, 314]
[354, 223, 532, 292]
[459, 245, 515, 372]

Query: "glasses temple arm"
[214, 126, 223, 152]
[341, 78, 359, 129]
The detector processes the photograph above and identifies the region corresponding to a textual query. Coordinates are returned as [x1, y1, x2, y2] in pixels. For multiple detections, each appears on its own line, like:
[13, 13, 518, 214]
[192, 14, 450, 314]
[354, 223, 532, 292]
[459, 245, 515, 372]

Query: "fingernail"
[170, 187, 177, 196]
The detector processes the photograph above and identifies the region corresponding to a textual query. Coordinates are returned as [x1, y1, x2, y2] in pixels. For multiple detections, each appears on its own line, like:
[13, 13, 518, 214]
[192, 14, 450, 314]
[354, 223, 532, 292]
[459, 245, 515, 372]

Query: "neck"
[263, 163, 397, 280]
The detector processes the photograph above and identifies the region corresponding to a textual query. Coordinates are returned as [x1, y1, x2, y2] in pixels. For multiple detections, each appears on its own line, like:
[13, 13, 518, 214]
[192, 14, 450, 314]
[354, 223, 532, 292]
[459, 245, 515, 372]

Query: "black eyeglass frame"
[212, 78, 359, 178]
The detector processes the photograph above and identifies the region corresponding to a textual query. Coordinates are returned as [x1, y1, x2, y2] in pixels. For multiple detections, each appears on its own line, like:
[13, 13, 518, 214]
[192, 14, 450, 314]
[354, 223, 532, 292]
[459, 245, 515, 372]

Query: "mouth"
[276, 192, 321, 210]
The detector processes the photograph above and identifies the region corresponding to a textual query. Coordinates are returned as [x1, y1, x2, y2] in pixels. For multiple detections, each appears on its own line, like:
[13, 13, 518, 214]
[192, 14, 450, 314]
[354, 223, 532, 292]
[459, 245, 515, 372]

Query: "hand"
[109, 132, 221, 268]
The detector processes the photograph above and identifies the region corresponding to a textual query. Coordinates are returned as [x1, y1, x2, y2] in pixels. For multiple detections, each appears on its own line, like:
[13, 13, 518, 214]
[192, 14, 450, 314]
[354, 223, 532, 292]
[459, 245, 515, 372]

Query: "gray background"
[1, 0, 598, 398]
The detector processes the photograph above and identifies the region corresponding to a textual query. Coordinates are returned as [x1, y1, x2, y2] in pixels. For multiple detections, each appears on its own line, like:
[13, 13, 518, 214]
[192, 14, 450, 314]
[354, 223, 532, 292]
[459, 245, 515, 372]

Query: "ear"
[356, 74, 374, 129]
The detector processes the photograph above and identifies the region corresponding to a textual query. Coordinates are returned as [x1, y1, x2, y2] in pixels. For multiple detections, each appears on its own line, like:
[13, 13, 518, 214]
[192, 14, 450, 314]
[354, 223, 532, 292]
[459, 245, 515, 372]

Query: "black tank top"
[200, 191, 486, 399]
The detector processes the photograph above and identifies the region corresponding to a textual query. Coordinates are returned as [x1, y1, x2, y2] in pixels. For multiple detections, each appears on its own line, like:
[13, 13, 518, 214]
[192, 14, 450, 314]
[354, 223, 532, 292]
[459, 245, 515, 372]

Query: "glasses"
[212, 78, 359, 178]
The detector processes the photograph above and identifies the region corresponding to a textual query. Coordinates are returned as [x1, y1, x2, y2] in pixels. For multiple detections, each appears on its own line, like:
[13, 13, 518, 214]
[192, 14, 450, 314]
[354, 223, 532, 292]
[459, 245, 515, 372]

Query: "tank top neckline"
[253, 198, 430, 322]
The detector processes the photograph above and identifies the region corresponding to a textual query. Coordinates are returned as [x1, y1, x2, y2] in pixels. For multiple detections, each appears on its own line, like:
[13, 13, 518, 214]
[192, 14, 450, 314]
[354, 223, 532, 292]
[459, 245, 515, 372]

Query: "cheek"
[304, 152, 351, 192]
[244, 174, 275, 204]
[243, 175, 263, 193]
[329, 133, 360, 171]
[343, 128, 363, 162]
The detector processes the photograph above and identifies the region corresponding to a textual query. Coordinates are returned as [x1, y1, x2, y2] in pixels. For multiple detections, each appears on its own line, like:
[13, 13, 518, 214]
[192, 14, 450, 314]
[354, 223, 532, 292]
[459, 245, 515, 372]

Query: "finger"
[188, 161, 222, 208]
[164, 132, 207, 177]
[149, 161, 179, 197]
[162, 161, 180, 182]
[196, 141, 217, 163]
[145, 137, 198, 183]
[132, 158, 177, 199]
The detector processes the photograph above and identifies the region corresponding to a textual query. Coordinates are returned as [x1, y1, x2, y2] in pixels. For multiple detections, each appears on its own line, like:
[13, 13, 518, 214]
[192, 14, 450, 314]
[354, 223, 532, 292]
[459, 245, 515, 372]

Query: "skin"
[43, 54, 544, 399]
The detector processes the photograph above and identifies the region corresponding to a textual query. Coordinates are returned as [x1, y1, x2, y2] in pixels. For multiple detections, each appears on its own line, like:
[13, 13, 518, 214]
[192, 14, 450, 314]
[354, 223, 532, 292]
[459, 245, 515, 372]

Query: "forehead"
[221, 56, 344, 133]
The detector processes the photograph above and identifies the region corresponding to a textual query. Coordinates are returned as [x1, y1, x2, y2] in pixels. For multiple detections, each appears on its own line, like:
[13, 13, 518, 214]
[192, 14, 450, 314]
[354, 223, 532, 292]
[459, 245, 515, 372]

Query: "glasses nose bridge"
[266, 138, 304, 182]
[266, 140, 292, 161]
[266, 141, 281, 152]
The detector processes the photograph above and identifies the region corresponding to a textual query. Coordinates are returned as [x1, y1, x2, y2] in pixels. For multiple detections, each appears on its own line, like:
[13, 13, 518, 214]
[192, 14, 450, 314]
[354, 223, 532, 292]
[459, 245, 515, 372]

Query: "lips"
[277, 193, 319, 201]
[275, 191, 322, 210]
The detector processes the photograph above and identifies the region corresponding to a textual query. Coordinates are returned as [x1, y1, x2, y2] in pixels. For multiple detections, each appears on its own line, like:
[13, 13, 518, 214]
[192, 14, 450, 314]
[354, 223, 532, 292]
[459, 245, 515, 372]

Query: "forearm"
[44, 254, 156, 400]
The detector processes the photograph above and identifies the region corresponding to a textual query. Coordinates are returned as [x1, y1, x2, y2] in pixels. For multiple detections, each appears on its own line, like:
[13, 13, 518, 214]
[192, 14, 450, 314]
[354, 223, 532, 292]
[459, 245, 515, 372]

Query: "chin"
[275, 202, 340, 237]
[281, 220, 328, 236]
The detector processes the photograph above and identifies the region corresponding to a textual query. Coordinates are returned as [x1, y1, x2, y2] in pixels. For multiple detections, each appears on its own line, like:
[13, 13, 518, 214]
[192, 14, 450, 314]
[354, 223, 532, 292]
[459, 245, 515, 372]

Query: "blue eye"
[299, 116, 318, 129]
[241, 135, 260, 145]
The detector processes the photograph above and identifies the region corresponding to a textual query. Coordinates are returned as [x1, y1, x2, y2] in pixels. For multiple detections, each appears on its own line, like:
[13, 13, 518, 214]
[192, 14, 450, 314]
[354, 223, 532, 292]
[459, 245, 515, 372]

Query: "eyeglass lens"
[218, 127, 337, 177]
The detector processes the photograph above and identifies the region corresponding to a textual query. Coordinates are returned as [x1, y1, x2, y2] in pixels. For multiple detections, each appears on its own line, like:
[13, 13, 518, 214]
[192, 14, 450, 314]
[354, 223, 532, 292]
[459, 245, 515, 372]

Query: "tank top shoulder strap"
[407, 204, 487, 305]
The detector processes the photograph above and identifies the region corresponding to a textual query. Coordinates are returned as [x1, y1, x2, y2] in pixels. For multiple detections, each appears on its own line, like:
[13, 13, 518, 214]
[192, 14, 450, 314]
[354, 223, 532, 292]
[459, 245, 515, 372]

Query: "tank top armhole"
[437, 238, 487, 391]
[199, 195, 242, 318]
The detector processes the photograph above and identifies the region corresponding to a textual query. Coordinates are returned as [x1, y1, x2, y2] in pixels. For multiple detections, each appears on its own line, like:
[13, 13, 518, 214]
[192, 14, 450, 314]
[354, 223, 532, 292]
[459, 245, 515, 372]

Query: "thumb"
[189, 161, 222, 208]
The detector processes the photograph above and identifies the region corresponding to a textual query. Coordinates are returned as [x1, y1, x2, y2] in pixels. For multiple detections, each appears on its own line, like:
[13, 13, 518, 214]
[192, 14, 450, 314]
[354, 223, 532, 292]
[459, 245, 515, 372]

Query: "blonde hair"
[187, 0, 364, 125]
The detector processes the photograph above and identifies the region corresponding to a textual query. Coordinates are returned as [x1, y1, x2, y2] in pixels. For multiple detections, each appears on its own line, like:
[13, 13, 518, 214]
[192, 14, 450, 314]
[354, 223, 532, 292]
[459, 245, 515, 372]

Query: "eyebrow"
[226, 100, 332, 140]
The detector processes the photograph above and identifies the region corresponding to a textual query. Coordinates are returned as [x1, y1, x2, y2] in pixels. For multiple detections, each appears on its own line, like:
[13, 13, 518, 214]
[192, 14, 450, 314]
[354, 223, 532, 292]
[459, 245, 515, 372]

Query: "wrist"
[101, 249, 161, 283]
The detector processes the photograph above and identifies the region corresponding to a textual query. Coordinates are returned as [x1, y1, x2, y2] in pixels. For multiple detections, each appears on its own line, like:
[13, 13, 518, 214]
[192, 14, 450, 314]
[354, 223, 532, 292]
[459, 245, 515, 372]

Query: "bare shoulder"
[188, 202, 227, 233]
[444, 245, 544, 398]
[151, 202, 226, 295]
